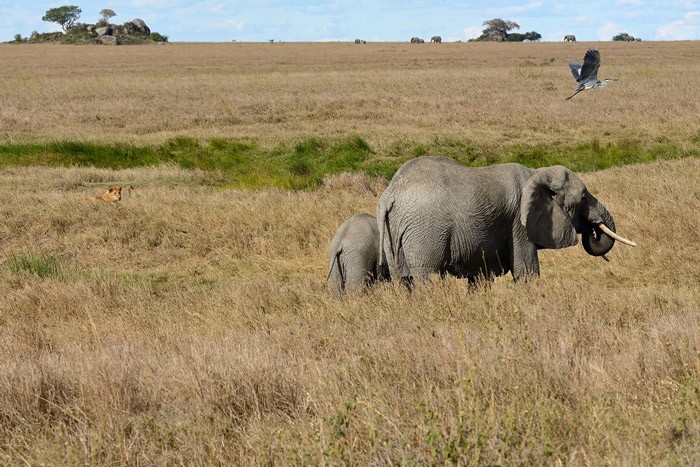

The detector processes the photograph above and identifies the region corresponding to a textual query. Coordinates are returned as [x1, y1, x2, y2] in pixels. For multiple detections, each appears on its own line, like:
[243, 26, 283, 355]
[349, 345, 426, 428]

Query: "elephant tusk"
[597, 224, 638, 247]
[602, 254, 610, 262]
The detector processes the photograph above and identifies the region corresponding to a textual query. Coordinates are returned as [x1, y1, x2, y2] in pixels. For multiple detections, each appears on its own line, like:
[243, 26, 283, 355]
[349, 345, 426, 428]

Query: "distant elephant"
[355, 38, 361, 44]
[431, 35, 442, 43]
[327, 213, 389, 293]
[564, 34, 576, 42]
[411, 37, 424, 44]
[635, 37, 642, 41]
[626, 36, 636, 42]
[377, 157, 637, 285]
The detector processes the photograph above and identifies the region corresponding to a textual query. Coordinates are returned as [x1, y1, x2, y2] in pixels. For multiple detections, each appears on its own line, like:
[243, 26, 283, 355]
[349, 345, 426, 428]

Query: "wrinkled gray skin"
[377, 157, 620, 285]
[327, 213, 389, 293]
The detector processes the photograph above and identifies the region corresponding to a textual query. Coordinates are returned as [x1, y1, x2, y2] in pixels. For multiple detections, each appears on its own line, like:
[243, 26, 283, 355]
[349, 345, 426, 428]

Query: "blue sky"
[1, 1, 698, 43]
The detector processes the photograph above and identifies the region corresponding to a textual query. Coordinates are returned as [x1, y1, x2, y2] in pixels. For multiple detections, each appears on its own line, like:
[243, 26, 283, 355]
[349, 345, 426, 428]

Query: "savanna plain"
[0, 41, 699, 464]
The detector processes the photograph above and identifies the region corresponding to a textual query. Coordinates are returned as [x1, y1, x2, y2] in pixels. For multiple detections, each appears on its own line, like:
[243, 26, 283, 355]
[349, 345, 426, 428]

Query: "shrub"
[613, 32, 634, 41]
[150, 32, 168, 42]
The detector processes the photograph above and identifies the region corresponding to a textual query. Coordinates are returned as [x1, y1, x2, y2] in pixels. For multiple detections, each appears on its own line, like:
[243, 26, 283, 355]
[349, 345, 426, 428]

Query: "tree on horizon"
[42, 5, 82, 32]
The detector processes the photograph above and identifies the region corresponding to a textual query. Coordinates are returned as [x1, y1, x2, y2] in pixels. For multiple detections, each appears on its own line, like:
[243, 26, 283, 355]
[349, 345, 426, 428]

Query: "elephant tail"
[377, 200, 393, 268]
[326, 248, 344, 292]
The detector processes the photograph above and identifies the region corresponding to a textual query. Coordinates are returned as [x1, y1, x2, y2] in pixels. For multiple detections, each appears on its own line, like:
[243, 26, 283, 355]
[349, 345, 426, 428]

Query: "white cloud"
[305, 1, 354, 13]
[463, 25, 481, 40]
[485, 1, 544, 15]
[224, 19, 245, 31]
[130, 0, 189, 6]
[656, 11, 700, 40]
[597, 21, 621, 41]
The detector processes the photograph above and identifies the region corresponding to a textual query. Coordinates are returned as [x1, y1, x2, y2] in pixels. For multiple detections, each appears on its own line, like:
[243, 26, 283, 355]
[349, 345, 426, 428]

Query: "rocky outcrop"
[95, 26, 113, 37]
[24, 17, 162, 45]
[100, 35, 117, 46]
[131, 19, 150, 35]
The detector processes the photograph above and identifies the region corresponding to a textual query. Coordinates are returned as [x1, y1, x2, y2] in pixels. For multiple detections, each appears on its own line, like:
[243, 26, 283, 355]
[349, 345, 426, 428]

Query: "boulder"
[131, 19, 151, 35]
[95, 26, 113, 37]
[100, 35, 118, 46]
[86, 24, 96, 33]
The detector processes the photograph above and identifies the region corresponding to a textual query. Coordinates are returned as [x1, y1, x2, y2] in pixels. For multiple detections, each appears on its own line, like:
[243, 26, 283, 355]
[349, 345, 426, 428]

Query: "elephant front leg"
[510, 225, 540, 282]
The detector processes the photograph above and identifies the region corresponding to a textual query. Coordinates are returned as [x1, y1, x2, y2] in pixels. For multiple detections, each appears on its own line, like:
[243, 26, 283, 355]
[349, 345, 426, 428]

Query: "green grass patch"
[9, 253, 64, 279]
[1, 136, 696, 190]
[501, 139, 691, 172]
[0, 141, 159, 168]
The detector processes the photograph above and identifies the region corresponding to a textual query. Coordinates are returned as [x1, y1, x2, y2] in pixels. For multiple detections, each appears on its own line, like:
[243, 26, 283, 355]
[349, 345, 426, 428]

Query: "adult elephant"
[377, 157, 636, 284]
[327, 213, 388, 293]
[431, 35, 442, 43]
[564, 34, 576, 42]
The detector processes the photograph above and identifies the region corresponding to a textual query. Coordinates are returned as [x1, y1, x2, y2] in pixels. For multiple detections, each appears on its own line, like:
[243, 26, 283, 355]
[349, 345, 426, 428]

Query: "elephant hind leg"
[409, 266, 433, 282]
[399, 266, 434, 292]
[399, 265, 434, 291]
[329, 255, 346, 293]
[466, 273, 495, 290]
[344, 266, 373, 291]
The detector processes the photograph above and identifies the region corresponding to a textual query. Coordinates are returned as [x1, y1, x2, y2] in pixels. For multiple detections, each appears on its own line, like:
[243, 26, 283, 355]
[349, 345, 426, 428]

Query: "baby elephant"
[327, 213, 388, 293]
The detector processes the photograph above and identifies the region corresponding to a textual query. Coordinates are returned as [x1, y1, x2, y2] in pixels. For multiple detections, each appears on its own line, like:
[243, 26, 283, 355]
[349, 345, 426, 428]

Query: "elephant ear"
[520, 166, 578, 249]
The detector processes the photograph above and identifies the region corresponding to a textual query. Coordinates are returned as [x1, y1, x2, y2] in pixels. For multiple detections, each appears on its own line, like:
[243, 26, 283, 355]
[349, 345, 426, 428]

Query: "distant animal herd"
[350, 34, 642, 44]
[353, 36, 442, 44]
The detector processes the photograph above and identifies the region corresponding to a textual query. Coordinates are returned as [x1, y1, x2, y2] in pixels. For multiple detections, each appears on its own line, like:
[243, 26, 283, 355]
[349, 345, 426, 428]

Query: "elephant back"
[330, 213, 378, 253]
[384, 157, 530, 200]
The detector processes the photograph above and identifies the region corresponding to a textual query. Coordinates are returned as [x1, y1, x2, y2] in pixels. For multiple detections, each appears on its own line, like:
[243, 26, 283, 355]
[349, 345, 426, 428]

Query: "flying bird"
[566, 48, 616, 100]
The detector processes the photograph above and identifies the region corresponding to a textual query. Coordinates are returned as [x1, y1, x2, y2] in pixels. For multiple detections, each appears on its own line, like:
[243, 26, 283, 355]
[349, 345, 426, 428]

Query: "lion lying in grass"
[95, 186, 123, 202]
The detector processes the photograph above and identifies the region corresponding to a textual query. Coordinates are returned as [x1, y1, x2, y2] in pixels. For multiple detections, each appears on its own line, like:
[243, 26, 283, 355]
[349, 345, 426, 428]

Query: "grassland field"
[0, 41, 698, 464]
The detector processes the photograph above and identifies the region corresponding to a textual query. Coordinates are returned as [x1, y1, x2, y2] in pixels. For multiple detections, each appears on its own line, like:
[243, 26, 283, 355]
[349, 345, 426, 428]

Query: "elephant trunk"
[581, 198, 617, 257]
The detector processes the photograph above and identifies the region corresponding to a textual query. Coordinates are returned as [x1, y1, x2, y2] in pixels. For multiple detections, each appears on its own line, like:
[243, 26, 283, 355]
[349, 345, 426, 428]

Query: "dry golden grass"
[0, 158, 698, 464]
[1, 41, 699, 149]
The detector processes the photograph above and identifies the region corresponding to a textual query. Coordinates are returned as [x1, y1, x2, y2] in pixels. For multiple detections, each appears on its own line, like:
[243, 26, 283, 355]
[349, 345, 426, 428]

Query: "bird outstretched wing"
[579, 48, 601, 83]
[569, 60, 582, 82]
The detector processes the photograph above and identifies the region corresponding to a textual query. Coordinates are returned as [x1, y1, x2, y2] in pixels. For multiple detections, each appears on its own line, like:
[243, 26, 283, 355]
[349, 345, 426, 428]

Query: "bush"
[613, 32, 634, 41]
[150, 32, 168, 42]
[27, 32, 65, 43]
